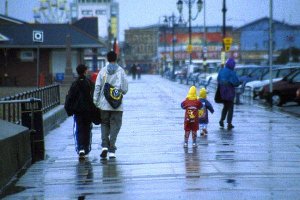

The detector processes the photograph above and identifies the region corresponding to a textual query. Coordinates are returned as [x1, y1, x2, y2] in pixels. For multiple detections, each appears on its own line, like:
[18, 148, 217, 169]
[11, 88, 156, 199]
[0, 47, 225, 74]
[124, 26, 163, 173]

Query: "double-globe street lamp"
[176, 0, 203, 83]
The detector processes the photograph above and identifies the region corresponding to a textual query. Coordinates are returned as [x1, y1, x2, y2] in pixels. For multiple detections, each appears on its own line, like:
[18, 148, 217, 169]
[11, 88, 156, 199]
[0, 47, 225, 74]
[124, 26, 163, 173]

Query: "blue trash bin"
[55, 73, 64, 82]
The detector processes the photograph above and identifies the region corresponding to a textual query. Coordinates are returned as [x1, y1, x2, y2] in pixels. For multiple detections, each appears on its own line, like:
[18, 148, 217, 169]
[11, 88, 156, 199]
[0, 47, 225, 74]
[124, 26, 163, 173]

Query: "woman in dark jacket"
[217, 58, 240, 130]
[65, 64, 95, 158]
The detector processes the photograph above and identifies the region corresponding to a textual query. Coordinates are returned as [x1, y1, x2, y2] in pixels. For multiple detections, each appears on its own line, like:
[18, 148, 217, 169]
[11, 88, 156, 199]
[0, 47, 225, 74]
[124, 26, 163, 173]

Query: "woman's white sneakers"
[108, 152, 116, 158]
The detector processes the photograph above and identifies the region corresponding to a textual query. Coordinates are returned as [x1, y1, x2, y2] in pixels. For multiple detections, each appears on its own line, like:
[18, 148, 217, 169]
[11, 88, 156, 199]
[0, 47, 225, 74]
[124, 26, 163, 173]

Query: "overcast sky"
[1, 0, 300, 41]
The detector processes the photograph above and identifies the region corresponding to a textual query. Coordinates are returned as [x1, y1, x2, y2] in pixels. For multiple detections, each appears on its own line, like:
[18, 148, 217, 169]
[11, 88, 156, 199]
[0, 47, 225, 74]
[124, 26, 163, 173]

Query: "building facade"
[158, 26, 235, 62]
[124, 25, 235, 74]
[237, 17, 300, 64]
[124, 26, 159, 73]
[0, 21, 105, 86]
[124, 17, 300, 73]
[74, 0, 119, 42]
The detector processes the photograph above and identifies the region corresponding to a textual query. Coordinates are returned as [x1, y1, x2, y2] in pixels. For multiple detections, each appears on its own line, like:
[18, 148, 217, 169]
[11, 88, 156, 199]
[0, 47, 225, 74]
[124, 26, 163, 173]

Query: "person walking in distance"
[93, 51, 128, 159]
[130, 64, 137, 80]
[181, 86, 202, 148]
[217, 58, 240, 130]
[64, 64, 95, 159]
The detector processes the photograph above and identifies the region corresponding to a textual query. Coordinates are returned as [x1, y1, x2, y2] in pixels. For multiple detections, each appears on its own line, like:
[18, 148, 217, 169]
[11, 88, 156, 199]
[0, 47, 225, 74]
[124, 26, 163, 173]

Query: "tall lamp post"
[177, 0, 203, 83]
[222, 0, 227, 47]
[269, 0, 273, 106]
[164, 14, 180, 81]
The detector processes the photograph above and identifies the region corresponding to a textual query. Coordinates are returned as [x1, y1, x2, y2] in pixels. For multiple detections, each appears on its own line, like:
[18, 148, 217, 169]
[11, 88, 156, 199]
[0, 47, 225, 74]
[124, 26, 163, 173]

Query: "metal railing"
[0, 84, 60, 124]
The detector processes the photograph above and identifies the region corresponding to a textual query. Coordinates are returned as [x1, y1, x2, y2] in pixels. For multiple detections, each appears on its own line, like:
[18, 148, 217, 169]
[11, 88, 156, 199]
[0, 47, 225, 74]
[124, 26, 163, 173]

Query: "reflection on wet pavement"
[76, 159, 93, 185]
[184, 148, 200, 178]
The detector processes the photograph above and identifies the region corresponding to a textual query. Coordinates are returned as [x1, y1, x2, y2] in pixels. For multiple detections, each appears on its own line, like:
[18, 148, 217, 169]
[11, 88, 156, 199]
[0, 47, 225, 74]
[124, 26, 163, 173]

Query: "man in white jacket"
[93, 51, 128, 159]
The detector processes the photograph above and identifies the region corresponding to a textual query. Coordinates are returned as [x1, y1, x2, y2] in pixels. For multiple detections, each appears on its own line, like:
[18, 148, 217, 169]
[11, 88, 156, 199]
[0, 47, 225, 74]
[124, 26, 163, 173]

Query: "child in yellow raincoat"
[181, 86, 202, 148]
[198, 88, 214, 136]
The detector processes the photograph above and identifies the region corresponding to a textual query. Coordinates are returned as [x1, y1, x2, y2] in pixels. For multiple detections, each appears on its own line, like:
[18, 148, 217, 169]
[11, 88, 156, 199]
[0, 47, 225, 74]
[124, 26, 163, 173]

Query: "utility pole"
[5, 0, 8, 16]
[171, 14, 176, 81]
[222, 0, 227, 49]
[269, 0, 273, 106]
[63, 34, 74, 86]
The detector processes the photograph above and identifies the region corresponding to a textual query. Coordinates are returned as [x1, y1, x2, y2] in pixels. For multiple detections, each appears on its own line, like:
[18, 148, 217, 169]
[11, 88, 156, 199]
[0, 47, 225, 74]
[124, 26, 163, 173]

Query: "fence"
[0, 84, 60, 124]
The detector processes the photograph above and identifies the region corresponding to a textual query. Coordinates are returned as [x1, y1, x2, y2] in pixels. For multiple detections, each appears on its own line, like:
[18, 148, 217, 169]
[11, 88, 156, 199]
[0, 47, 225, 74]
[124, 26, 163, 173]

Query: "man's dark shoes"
[219, 121, 224, 128]
[227, 124, 234, 130]
[100, 147, 108, 159]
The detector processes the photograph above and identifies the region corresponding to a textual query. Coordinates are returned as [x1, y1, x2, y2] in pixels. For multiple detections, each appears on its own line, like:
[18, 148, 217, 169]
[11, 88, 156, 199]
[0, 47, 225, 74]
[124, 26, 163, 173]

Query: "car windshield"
[292, 72, 300, 83]
[262, 68, 295, 80]
[249, 67, 268, 78]
[277, 68, 294, 77]
[235, 68, 251, 76]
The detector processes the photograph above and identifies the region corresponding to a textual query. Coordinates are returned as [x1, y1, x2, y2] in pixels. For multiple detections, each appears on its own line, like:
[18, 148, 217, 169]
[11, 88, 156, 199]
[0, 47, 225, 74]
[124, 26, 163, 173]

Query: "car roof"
[275, 65, 300, 70]
[235, 64, 261, 69]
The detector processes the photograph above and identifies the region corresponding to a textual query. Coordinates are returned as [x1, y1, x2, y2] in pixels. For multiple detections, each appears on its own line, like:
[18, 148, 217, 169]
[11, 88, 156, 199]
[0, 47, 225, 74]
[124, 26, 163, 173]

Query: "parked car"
[205, 64, 263, 84]
[261, 69, 300, 106]
[175, 66, 187, 80]
[246, 65, 299, 98]
[239, 66, 269, 84]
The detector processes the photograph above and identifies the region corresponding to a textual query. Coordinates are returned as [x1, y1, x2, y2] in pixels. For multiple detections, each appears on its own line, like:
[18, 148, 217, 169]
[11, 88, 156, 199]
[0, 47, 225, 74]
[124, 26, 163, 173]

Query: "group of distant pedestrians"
[130, 64, 141, 80]
[181, 58, 240, 147]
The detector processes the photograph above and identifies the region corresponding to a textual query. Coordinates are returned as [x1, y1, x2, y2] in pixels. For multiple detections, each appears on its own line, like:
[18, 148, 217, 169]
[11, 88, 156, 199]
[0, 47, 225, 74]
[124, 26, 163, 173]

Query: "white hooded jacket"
[93, 63, 128, 111]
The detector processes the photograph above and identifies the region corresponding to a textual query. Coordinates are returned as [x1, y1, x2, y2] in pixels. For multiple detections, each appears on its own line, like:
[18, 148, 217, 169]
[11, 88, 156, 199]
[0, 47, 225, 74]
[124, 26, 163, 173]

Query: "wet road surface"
[3, 75, 300, 199]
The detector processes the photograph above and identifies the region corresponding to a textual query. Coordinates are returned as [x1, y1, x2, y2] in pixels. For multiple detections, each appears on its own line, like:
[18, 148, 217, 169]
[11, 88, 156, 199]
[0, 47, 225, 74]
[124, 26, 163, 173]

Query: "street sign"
[33, 30, 44, 43]
[186, 44, 193, 54]
[223, 37, 232, 52]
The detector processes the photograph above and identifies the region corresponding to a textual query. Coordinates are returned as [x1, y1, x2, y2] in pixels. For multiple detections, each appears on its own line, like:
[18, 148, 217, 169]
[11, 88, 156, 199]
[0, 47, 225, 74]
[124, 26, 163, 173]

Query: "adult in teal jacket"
[217, 58, 240, 129]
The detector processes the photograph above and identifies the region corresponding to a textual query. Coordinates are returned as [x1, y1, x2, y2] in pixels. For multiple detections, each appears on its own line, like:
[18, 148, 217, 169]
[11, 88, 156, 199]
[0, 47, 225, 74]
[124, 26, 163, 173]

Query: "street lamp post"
[164, 14, 179, 81]
[222, 0, 227, 47]
[269, 0, 273, 106]
[171, 15, 176, 81]
[220, 0, 227, 66]
[177, 0, 203, 84]
[163, 23, 167, 76]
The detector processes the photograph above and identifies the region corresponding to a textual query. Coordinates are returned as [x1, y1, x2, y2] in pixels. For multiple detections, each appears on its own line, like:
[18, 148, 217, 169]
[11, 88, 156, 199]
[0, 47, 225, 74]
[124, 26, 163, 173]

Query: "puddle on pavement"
[225, 179, 237, 186]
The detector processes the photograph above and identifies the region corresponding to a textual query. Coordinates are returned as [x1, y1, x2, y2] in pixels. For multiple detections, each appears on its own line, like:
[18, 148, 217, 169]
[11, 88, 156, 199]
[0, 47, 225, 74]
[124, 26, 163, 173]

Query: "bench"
[198, 77, 212, 89]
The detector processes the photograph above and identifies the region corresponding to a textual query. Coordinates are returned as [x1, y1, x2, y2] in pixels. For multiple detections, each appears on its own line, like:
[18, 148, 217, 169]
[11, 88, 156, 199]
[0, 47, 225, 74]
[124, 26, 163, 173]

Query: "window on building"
[20, 51, 34, 61]
[82, 10, 93, 16]
[95, 10, 106, 15]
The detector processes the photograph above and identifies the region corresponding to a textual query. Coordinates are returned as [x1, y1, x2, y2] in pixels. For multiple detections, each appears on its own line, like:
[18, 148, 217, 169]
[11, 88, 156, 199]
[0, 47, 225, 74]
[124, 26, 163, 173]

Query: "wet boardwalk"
[3, 75, 300, 200]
